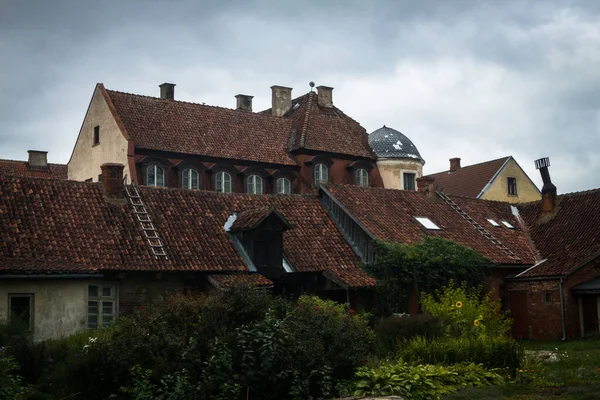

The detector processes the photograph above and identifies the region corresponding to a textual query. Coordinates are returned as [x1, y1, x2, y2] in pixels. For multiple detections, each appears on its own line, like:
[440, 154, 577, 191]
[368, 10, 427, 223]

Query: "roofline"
[510, 157, 542, 195]
[319, 185, 377, 241]
[425, 156, 511, 178]
[515, 259, 547, 278]
[476, 156, 512, 198]
[67, 83, 103, 166]
[99, 84, 131, 141]
[565, 250, 600, 277]
[0, 274, 103, 279]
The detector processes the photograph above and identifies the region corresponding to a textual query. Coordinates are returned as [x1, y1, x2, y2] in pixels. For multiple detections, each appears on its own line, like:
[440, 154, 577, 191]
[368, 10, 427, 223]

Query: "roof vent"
[449, 157, 461, 172]
[159, 83, 175, 100]
[27, 150, 48, 169]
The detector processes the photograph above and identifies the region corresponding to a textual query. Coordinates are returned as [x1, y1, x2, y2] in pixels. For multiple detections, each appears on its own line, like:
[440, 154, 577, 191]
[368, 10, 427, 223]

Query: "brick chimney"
[316, 85, 333, 108]
[235, 94, 253, 112]
[449, 157, 461, 172]
[416, 176, 436, 197]
[159, 83, 175, 100]
[27, 150, 48, 169]
[535, 157, 557, 215]
[100, 163, 125, 197]
[271, 85, 292, 117]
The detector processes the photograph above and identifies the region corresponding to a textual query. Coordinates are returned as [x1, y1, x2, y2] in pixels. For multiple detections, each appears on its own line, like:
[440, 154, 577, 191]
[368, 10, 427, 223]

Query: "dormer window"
[355, 169, 369, 187]
[182, 168, 200, 190]
[314, 163, 328, 186]
[93, 126, 100, 145]
[146, 165, 165, 187]
[215, 171, 232, 193]
[276, 177, 292, 194]
[247, 175, 263, 194]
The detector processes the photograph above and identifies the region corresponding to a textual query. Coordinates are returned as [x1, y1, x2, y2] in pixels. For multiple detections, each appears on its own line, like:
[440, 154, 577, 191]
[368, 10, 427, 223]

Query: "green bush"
[354, 360, 504, 400]
[374, 314, 447, 358]
[420, 280, 511, 338]
[0, 347, 29, 400]
[398, 335, 522, 371]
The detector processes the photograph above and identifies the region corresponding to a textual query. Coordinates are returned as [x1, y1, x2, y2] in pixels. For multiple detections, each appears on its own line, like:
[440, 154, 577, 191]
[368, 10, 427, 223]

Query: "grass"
[444, 336, 600, 399]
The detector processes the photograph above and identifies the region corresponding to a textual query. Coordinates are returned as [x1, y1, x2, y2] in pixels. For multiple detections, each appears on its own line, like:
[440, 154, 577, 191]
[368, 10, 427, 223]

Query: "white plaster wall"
[376, 158, 424, 190]
[68, 87, 131, 183]
[0, 280, 88, 342]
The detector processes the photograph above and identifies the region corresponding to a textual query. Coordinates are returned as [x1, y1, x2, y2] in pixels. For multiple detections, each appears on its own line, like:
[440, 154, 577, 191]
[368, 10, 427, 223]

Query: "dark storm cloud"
[1, 0, 599, 192]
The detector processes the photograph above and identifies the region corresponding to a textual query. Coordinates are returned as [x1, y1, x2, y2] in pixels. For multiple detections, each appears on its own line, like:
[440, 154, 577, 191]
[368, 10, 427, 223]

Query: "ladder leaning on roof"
[124, 180, 168, 259]
[436, 191, 521, 263]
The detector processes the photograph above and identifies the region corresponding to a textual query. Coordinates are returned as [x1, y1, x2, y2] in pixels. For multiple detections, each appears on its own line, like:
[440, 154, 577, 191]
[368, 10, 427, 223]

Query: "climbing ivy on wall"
[363, 237, 495, 314]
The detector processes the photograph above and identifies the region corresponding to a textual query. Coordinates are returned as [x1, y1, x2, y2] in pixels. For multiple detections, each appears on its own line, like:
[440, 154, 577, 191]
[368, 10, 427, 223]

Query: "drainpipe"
[559, 276, 566, 341]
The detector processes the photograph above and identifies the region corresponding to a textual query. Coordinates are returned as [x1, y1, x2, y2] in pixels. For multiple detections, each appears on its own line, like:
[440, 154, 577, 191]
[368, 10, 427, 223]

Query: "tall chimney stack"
[316, 85, 333, 108]
[535, 157, 557, 215]
[235, 94, 253, 112]
[100, 163, 125, 197]
[27, 150, 48, 169]
[159, 83, 176, 100]
[449, 157, 461, 172]
[271, 85, 292, 117]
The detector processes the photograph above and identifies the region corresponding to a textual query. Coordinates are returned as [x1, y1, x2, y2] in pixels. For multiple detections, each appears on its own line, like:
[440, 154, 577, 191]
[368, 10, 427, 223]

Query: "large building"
[67, 83, 384, 194]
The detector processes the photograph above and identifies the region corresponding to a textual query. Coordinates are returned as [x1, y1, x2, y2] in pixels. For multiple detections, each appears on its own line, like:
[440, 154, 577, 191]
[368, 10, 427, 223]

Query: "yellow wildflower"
[455, 301, 463, 308]
[473, 319, 480, 327]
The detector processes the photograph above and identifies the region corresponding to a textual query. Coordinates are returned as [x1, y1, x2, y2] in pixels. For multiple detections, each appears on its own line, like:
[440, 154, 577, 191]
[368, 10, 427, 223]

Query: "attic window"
[414, 217, 440, 230]
[501, 221, 515, 229]
[487, 219, 500, 227]
[93, 126, 100, 145]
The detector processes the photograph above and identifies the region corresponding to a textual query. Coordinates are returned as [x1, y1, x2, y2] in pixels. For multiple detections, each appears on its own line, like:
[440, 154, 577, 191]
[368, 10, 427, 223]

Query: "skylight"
[487, 219, 500, 227]
[501, 221, 515, 229]
[414, 217, 441, 230]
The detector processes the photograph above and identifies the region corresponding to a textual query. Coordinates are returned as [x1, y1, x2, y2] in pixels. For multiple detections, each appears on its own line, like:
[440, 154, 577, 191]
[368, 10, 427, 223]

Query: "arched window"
[146, 165, 165, 187]
[215, 171, 232, 193]
[354, 169, 369, 187]
[314, 163, 328, 186]
[276, 177, 292, 194]
[246, 175, 263, 194]
[182, 168, 200, 190]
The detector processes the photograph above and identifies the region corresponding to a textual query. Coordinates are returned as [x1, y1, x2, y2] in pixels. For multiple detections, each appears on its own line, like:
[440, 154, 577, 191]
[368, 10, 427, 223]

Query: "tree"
[363, 237, 495, 314]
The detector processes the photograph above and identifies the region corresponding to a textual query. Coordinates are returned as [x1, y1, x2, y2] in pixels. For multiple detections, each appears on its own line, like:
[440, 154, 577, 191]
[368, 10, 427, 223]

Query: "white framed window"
[182, 168, 200, 190]
[247, 175, 263, 194]
[215, 171, 232, 193]
[9, 294, 34, 331]
[276, 177, 292, 194]
[146, 165, 165, 187]
[414, 217, 441, 230]
[314, 163, 328, 186]
[88, 284, 116, 329]
[354, 169, 369, 187]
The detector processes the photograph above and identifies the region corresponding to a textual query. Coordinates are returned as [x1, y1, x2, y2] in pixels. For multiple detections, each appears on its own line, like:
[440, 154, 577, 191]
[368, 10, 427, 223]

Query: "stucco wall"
[480, 159, 540, 203]
[68, 86, 131, 183]
[376, 159, 423, 190]
[0, 280, 89, 342]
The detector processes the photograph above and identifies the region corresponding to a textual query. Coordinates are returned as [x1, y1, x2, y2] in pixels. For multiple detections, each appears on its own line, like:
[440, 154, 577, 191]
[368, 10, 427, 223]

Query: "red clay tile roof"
[285, 92, 376, 159]
[0, 176, 366, 286]
[324, 185, 535, 265]
[0, 159, 67, 180]
[324, 268, 376, 288]
[105, 88, 297, 166]
[207, 273, 273, 288]
[424, 157, 510, 198]
[515, 188, 600, 277]
[229, 207, 291, 232]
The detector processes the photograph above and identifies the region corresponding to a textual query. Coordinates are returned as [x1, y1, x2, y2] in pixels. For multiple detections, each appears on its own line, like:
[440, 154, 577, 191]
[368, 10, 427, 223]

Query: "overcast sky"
[1, 0, 599, 193]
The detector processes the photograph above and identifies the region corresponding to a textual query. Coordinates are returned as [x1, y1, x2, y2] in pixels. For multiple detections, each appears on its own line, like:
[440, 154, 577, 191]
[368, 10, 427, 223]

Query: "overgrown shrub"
[398, 335, 522, 371]
[353, 360, 504, 400]
[0, 347, 29, 400]
[420, 280, 511, 338]
[374, 314, 447, 358]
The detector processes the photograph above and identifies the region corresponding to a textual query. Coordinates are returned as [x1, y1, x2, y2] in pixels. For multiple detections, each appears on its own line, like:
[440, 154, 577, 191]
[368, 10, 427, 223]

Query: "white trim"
[400, 169, 420, 191]
[476, 156, 512, 198]
[515, 259, 547, 278]
[414, 216, 441, 230]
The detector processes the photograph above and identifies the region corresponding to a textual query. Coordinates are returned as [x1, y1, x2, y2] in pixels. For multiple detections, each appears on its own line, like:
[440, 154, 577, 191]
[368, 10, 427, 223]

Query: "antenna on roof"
[309, 81, 315, 92]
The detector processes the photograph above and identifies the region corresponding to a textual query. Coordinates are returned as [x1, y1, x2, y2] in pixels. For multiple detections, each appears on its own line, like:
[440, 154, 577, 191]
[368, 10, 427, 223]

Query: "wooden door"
[510, 291, 529, 339]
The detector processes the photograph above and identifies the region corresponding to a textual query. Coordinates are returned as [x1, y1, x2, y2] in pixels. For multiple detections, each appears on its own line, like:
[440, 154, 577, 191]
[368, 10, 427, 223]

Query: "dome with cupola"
[368, 125, 425, 164]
